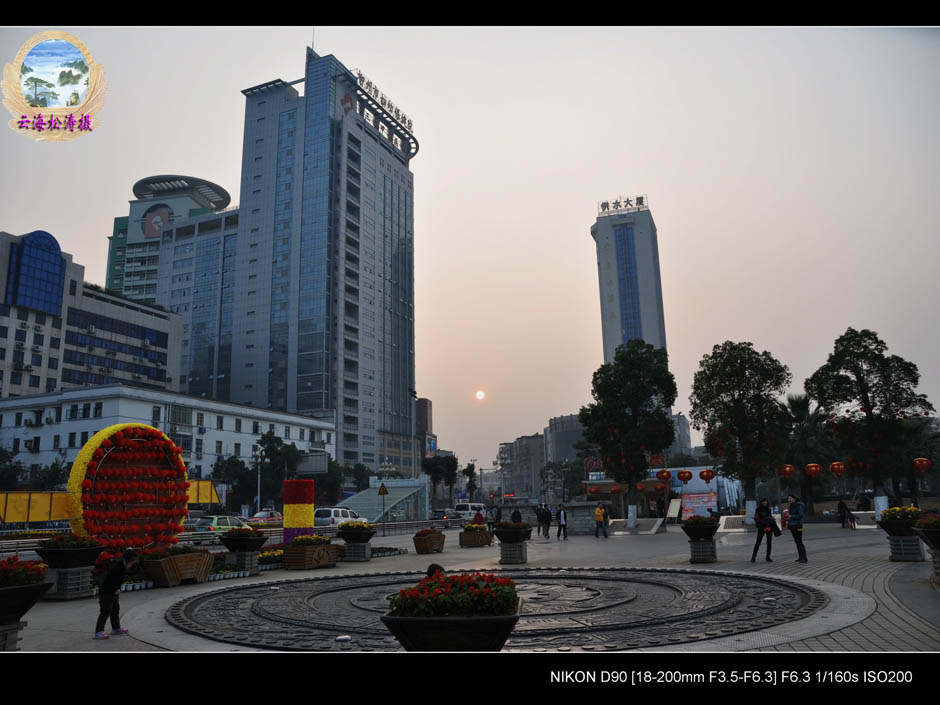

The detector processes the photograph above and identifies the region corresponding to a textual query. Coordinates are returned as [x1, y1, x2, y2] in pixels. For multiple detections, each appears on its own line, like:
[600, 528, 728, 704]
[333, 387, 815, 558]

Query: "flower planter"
[914, 528, 940, 551]
[35, 546, 104, 569]
[413, 533, 445, 554]
[338, 529, 376, 544]
[681, 524, 719, 541]
[877, 520, 918, 537]
[459, 531, 492, 548]
[381, 600, 522, 652]
[284, 544, 339, 570]
[141, 552, 214, 587]
[219, 535, 269, 553]
[887, 535, 925, 562]
[0, 582, 54, 624]
[493, 528, 529, 544]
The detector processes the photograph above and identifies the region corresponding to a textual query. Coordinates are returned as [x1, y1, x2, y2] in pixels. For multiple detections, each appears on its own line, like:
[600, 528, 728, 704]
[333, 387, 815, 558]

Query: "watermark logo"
[2, 30, 107, 141]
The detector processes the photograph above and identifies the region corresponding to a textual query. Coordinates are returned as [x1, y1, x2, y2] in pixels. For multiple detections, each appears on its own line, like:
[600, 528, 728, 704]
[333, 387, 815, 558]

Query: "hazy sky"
[1, 27, 938, 473]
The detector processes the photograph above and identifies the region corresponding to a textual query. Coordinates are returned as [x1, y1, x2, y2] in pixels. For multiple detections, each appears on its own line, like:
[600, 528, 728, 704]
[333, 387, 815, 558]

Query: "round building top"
[132, 175, 231, 210]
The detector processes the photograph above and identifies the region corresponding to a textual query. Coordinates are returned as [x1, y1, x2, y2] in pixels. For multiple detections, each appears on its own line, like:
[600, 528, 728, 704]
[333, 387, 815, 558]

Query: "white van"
[455, 503, 487, 521]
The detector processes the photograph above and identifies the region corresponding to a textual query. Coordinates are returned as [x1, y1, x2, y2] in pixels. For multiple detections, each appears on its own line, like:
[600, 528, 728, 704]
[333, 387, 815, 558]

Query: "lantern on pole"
[780, 464, 795, 480]
[610, 485, 623, 494]
[829, 461, 845, 478]
[699, 469, 715, 485]
[913, 458, 931, 475]
[677, 470, 692, 485]
[636, 483, 647, 493]
[656, 469, 671, 483]
[805, 463, 821, 478]
[589, 487, 600, 495]
[654, 482, 667, 493]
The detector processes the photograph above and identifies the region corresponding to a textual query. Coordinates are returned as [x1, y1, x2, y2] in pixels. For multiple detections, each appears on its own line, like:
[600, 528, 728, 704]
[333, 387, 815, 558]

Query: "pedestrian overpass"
[337, 477, 429, 523]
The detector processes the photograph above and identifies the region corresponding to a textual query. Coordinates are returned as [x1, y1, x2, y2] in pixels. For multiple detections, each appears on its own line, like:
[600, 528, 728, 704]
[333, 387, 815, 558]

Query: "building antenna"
[311, 27, 315, 51]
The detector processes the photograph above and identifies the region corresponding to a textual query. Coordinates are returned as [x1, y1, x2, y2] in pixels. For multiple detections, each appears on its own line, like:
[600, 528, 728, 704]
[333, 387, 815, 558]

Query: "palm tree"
[782, 394, 838, 516]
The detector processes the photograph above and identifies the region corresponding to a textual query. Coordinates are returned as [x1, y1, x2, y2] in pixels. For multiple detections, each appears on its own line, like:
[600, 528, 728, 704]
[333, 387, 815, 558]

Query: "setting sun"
[475, 390, 486, 400]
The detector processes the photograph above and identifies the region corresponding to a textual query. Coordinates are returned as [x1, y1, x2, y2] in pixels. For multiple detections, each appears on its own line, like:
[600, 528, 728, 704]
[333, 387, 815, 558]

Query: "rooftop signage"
[597, 195, 649, 216]
[355, 70, 413, 133]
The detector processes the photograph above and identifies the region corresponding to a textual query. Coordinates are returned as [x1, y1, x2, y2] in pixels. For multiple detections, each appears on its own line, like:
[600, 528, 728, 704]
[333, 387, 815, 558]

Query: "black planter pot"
[681, 524, 719, 541]
[0, 582, 54, 624]
[35, 546, 104, 569]
[877, 520, 917, 537]
[381, 600, 522, 651]
[493, 528, 529, 544]
[219, 535, 269, 553]
[339, 529, 376, 544]
[914, 528, 940, 550]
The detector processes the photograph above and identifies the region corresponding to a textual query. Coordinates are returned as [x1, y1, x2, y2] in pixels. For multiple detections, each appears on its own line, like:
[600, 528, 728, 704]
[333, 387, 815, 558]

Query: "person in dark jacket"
[837, 500, 849, 528]
[510, 508, 523, 524]
[541, 504, 552, 538]
[556, 504, 568, 540]
[751, 498, 779, 562]
[787, 494, 808, 563]
[94, 549, 139, 639]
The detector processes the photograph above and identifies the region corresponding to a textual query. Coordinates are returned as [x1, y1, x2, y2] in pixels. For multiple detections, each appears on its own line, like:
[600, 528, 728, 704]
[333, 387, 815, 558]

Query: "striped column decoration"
[282, 479, 317, 545]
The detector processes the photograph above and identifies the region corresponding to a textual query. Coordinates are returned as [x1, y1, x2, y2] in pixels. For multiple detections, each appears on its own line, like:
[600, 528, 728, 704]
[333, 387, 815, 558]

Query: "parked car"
[248, 510, 283, 525]
[191, 515, 253, 544]
[454, 503, 487, 521]
[314, 507, 371, 527]
[431, 508, 457, 520]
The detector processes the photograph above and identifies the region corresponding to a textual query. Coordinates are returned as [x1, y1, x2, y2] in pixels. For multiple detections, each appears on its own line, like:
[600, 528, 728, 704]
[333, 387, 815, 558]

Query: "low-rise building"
[0, 383, 335, 482]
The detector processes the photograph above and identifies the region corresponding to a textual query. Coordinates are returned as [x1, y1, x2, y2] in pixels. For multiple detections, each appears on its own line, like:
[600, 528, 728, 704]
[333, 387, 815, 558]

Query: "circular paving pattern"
[165, 567, 828, 651]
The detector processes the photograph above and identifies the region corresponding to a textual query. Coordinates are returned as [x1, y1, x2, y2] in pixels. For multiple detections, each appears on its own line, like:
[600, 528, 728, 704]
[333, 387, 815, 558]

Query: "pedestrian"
[787, 494, 808, 563]
[494, 505, 502, 523]
[837, 500, 849, 528]
[473, 510, 485, 525]
[534, 504, 542, 536]
[751, 498, 780, 562]
[541, 504, 551, 538]
[556, 503, 568, 540]
[510, 507, 522, 524]
[594, 503, 608, 539]
[485, 507, 495, 533]
[94, 548, 139, 640]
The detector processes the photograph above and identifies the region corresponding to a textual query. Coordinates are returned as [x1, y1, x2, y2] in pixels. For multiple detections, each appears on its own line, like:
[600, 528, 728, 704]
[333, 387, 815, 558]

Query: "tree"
[316, 459, 346, 506]
[462, 463, 477, 501]
[441, 455, 459, 506]
[350, 463, 373, 493]
[579, 339, 677, 514]
[212, 456, 252, 512]
[24, 76, 55, 104]
[893, 418, 940, 507]
[781, 393, 838, 515]
[689, 341, 792, 501]
[422, 456, 445, 504]
[805, 328, 934, 498]
[30, 458, 70, 491]
[667, 452, 699, 468]
[0, 447, 25, 491]
[540, 460, 586, 502]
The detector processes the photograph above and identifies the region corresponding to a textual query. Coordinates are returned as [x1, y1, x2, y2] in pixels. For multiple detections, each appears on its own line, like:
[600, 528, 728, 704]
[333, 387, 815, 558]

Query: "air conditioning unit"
[198, 427, 206, 434]
[19, 321, 29, 329]
[14, 342, 24, 349]
[24, 440, 34, 450]
[24, 419, 33, 426]
[87, 325, 96, 334]
[31, 345, 41, 352]
[34, 325, 43, 331]
[142, 340, 151, 348]
[24, 365, 32, 371]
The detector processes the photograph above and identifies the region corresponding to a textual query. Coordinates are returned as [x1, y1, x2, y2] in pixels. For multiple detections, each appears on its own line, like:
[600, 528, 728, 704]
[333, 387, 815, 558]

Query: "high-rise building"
[543, 414, 585, 465]
[235, 47, 417, 473]
[0, 230, 182, 398]
[107, 176, 232, 304]
[591, 196, 666, 363]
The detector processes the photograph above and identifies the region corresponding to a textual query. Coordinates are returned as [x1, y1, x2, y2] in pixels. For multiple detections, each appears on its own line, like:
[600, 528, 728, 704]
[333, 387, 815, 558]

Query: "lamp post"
[252, 449, 269, 514]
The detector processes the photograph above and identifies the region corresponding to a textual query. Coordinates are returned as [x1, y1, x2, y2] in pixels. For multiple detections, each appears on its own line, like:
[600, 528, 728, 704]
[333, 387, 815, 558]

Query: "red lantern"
[677, 470, 692, 485]
[913, 457, 931, 475]
[654, 482, 667, 492]
[699, 469, 715, 485]
[589, 487, 600, 495]
[610, 485, 623, 494]
[636, 483, 647, 492]
[805, 463, 821, 478]
[779, 464, 795, 479]
[656, 469, 671, 483]
[829, 461, 845, 478]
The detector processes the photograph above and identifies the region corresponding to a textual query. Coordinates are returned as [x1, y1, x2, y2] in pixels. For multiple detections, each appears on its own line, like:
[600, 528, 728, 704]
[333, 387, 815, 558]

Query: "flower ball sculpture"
[66, 423, 189, 565]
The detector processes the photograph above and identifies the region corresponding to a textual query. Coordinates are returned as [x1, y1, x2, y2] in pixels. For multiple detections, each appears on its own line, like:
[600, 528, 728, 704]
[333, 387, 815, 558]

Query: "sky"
[1, 27, 938, 475]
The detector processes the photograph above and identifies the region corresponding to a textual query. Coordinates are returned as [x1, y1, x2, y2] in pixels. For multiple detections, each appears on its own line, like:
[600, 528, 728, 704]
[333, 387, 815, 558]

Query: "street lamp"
[252, 449, 270, 514]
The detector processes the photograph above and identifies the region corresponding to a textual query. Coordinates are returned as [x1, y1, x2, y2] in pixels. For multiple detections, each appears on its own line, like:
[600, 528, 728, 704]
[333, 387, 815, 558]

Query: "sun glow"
[475, 390, 486, 400]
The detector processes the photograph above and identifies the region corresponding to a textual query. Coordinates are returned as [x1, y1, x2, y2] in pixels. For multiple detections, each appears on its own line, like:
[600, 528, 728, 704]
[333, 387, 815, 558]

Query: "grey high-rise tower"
[228, 48, 418, 473]
[590, 196, 666, 363]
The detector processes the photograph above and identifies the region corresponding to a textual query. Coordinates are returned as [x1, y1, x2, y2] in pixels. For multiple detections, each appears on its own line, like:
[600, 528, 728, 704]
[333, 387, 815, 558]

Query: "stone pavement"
[12, 522, 939, 652]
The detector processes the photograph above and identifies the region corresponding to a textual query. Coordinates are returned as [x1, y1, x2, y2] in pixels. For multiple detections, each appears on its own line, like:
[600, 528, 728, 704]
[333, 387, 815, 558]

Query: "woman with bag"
[751, 498, 779, 562]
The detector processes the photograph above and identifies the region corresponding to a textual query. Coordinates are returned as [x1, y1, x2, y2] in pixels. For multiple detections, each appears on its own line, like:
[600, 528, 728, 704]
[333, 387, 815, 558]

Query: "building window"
[68, 432, 76, 448]
[12, 438, 19, 453]
[195, 438, 203, 453]
[234, 418, 241, 432]
[196, 412, 204, 426]
[215, 440, 223, 454]
[81, 431, 89, 445]
[53, 435, 60, 449]
[234, 443, 241, 457]
[93, 402, 102, 418]
[252, 421, 260, 434]
[268, 424, 274, 434]
[299, 429, 304, 441]
[284, 426, 290, 439]
[15, 412, 22, 427]
[216, 415, 223, 430]
[29, 375, 39, 388]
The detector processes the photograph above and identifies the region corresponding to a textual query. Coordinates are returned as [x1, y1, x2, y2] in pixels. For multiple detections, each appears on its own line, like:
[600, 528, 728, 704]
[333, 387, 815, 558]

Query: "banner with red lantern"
[66, 423, 188, 565]
[680, 492, 718, 520]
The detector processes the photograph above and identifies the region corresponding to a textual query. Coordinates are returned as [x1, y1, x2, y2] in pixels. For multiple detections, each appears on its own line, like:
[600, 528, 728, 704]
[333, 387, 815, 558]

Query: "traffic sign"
[378, 483, 389, 496]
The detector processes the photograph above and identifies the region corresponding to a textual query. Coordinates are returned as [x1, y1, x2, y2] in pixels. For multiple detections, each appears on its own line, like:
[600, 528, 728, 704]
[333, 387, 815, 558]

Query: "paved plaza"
[13, 522, 940, 652]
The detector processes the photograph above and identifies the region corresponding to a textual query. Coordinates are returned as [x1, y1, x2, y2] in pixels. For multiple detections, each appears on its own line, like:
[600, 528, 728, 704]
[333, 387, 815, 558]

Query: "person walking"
[594, 503, 608, 539]
[787, 494, 808, 563]
[485, 507, 496, 534]
[837, 500, 849, 529]
[556, 504, 568, 540]
[94, 548, 139, 640]
[535, 504, 543, 536]
[494, 505, 502, 523]
[751, 498, 779, 562]
[542, 504, 552, 538]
